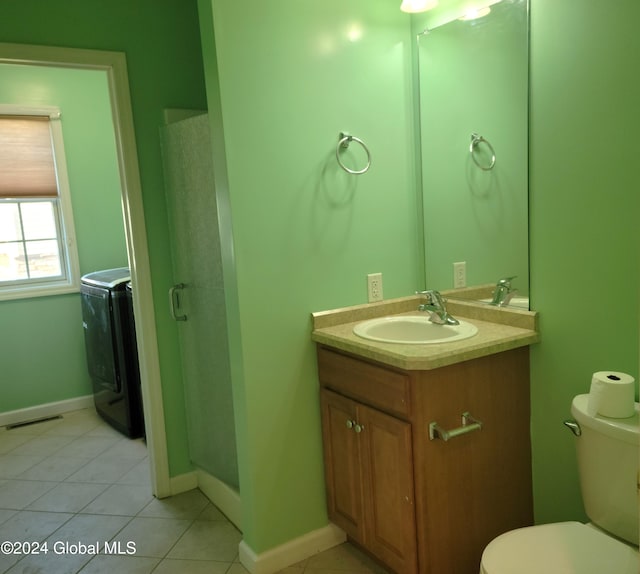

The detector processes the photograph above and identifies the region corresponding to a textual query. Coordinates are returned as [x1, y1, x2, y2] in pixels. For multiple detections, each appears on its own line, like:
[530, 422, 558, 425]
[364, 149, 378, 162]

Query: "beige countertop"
[311, 295, 539, 371]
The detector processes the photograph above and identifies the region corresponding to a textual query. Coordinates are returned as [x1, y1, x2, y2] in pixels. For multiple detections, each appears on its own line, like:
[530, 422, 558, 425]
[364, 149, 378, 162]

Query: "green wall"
[529, 0, 639, 524]
[0, 0, 207, 475]
[201, 0, 421, 553]
[0, 64, 127, 412]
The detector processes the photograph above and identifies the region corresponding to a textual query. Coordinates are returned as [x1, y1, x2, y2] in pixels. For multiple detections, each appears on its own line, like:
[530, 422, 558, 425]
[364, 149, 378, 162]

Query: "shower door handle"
[169, 283, 187, 321]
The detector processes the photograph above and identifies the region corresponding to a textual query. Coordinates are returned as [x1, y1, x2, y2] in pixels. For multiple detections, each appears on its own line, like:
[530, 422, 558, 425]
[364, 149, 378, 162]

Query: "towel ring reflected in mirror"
[336, 131, 371, 175]
[470, 132, 496, 171]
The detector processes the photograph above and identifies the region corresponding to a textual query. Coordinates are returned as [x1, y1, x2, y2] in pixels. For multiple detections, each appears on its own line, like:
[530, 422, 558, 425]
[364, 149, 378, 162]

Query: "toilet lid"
[480, 522, 639, 574]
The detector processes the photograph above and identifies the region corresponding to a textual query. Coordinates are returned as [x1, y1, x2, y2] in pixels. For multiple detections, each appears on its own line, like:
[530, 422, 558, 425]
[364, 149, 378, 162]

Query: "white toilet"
[480, 394, 639, 574]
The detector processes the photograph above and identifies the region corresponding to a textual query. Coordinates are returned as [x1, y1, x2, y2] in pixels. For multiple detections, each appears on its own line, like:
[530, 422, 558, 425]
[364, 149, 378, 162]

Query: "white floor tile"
[0, 407, 382, 574]
[18, 455, 93, 481]
[0, 431, 32, 454]
[305, 543, 388, 573]
[196, 503, 228, 521]
[138, 489, 209, 520]
[42, 417, 102, 437]
[80, 484, 154, 516]
[153, 558, 232, 573]
[78, 554, 160, 573]
[0, 453, 44, 478]
[116, 459, 151, 486]
[47, 513, 132, 544]
[99, 438, 148, 460]
[6, 549, 94, 574]
[0, 479, 59, 509]
[0, 509, 73, 541]
[0, 507, 17, 526]
[15, 434, 75, 457]
[56, 436, 121, 459]
[65, 455, 141, 484]
[27, 482, 108, 513]
[112, 516, 191, 558]
[167, 520, 241, 562]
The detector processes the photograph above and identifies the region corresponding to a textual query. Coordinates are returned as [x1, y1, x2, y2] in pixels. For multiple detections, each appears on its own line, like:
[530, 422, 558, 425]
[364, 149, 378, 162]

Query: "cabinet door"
[412, 348, 533, 574]
[360, 405, 418, 574]
[320, 390, 365, 542]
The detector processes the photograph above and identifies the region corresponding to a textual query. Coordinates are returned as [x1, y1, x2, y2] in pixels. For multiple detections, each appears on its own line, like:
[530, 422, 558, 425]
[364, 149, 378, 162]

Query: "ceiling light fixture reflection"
[347, 23, 363, 42]
[459, 6, 492, 20]
[400, 0, 438, 14]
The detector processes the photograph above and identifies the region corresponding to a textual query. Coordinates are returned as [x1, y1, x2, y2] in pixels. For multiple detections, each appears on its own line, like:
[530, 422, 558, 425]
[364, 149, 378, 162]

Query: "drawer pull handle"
[429, 412, 482, 442]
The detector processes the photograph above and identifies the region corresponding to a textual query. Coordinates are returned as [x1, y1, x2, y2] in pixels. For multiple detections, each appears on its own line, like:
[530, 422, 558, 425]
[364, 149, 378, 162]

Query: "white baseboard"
[239, 523, 346, 574]
[167, 469, 241, 531]
[0, 395, 94, 428]
[166, 468, 241, 532]
[168, 471, 198, 497]
[196, 468, 241, 530]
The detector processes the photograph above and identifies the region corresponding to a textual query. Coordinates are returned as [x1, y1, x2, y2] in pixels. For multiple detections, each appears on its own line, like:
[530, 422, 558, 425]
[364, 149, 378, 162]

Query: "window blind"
[0, 115, 58, 198]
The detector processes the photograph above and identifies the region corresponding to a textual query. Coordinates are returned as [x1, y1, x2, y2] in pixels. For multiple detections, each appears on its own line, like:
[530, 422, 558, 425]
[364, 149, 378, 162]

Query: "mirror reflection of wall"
[418, 0, 529, 305]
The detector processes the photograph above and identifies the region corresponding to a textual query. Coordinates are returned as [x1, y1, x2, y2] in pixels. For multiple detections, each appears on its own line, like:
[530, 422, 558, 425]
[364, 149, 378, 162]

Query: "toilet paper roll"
[587, 371, 636, 418]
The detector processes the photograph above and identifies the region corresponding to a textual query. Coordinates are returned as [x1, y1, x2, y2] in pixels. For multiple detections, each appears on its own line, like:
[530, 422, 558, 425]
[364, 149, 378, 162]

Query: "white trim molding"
[0, 395, 94, 428]
[169, 471, 198, 496]
[196, 468, 241, 530]
[238, 524, 346, 574]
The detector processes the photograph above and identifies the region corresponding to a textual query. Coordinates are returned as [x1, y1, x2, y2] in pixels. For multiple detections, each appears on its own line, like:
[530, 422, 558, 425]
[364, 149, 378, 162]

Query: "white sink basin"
[353, 315, 478, 345]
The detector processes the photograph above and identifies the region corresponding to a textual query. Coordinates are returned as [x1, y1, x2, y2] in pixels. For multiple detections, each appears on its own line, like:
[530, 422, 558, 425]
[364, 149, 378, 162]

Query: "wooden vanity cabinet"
[321, 389, 418, 574]
[317, 345, 533, 574]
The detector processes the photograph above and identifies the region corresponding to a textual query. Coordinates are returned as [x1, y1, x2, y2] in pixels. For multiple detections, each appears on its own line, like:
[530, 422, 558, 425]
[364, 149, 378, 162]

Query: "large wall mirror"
[417, 0, 529, 307]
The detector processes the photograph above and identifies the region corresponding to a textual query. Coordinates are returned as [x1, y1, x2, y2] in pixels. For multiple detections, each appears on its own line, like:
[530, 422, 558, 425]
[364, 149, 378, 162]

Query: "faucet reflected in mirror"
[488, 276, 517, 307]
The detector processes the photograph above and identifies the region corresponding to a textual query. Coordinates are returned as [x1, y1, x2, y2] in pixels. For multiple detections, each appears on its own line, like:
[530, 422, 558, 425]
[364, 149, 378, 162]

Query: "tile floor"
[0, 407, 386, 574]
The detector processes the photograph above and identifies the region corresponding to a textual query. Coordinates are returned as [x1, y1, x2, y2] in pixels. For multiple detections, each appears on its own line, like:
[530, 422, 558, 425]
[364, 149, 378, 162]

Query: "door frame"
[0, 42, 171, 497]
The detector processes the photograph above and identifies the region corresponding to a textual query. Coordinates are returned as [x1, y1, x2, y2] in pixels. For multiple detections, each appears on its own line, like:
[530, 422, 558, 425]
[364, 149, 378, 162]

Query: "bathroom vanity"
[312, 296, 539, 574]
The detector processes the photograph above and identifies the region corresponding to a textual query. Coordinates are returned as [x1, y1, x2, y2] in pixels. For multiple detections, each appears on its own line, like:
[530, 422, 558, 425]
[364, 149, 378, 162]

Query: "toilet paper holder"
[429, 411, 483, 442]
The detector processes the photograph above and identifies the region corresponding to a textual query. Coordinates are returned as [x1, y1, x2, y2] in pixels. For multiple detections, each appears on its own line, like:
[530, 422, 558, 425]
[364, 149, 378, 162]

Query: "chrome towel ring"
[470, 132, 496, 171]
[336, 131, 371, 175]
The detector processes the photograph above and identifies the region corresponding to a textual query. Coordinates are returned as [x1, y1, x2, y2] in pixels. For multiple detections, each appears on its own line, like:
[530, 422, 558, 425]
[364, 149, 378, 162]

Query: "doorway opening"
[0, 42, 169, 497]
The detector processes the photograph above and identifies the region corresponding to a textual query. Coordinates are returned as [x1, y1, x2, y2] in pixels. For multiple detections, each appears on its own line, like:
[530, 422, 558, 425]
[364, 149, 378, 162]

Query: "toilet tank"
[571, 394, 639, 545]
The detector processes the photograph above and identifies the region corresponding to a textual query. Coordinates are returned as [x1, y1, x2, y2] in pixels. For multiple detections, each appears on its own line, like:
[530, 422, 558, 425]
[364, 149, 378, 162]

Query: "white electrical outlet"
[367, 273, 383, 302]
[453, 261, 466, 288]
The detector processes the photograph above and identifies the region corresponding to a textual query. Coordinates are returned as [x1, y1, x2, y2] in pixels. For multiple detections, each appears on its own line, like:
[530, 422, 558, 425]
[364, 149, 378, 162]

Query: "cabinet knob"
[346, 420, 364, 432]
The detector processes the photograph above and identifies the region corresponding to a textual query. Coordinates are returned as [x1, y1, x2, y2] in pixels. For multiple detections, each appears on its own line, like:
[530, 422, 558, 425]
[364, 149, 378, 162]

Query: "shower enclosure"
[161, 112, 239, 491]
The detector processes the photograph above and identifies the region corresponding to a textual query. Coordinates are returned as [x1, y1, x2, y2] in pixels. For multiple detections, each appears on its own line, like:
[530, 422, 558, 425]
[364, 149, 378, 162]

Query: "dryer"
[80, 267, 144, 438]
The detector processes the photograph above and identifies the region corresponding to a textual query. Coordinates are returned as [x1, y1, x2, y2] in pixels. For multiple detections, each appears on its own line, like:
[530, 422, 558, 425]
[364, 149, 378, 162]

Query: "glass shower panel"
[161, 113, 239, 490]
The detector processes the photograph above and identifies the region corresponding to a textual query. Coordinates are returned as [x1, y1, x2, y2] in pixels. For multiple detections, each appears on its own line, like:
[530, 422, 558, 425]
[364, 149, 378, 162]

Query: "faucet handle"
[415, 289, 443, 304]
[497, 276, 517, 288]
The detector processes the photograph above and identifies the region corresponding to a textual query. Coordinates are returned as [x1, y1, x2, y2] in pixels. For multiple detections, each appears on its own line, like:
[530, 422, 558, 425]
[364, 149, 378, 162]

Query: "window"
[0, 108, 80, 300]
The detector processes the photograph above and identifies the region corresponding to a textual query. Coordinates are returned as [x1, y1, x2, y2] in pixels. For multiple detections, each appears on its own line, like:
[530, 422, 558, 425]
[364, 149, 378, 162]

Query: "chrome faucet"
[416, 290, 459, 325]
[489, 276, 517, 307]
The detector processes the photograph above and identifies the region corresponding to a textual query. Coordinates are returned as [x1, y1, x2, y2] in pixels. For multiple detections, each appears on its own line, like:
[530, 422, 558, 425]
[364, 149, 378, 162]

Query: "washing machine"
[80, 267, 144, 438]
